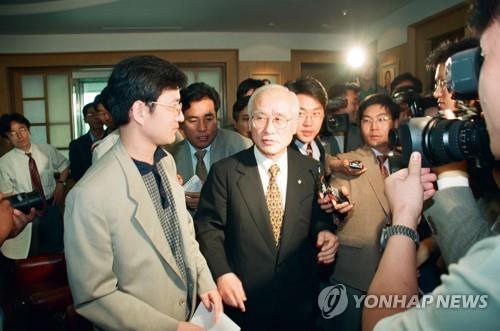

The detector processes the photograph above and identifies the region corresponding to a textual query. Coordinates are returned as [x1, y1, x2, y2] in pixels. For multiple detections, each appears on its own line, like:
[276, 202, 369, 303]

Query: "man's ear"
[130, 100, 148, 125]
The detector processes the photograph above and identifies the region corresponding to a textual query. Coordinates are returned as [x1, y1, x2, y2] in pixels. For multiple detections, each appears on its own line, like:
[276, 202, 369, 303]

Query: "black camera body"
[7, 191, 44, 214]
[397, 47, 493, 167]
[392, 86, 437, 118]
[326, 113, 349, 134]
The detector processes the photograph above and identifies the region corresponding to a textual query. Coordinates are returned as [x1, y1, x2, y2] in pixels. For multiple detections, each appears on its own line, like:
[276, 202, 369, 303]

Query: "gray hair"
[247, 84, 300, 119]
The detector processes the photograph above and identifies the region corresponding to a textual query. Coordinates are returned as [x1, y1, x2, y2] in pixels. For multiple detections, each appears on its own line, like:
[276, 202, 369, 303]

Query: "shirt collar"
[133, 147, 168, 175]
[187, 140, 212, 157]
[253, 145, 287, 173]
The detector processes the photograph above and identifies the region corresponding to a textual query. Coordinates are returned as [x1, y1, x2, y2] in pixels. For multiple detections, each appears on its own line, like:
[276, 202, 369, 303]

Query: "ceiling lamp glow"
[347, 47, 366, 68]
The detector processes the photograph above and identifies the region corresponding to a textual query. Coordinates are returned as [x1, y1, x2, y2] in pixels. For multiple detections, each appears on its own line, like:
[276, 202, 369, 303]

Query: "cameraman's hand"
[10, 207, 36, 238]
[0, 194, 14, 244]
[385, 152, 437, 229]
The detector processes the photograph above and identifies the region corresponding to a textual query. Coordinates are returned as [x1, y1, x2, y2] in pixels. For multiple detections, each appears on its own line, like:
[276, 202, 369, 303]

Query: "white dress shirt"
[0, 143, 69, 199]
[254, 147, 288, 207]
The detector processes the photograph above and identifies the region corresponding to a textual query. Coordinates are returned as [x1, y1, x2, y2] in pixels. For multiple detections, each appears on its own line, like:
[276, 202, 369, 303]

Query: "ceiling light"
[346, 47, 366, 68]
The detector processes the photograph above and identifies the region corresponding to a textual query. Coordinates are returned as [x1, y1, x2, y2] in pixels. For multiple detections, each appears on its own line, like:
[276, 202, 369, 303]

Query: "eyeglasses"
[298, 111, 324, 121]
[360, 115, 391, 126]
[251, 114, 292, 129]
[148, 101, 183, 116]
[7, 127, 28, 138]
[434, 79, 448, 91]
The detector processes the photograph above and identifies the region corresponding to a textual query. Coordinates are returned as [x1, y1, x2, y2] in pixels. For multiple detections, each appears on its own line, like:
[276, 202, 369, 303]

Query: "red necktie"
[306, 143, 313, 159]
[376, 155, 389, 178]
[26, 153, 47, 208]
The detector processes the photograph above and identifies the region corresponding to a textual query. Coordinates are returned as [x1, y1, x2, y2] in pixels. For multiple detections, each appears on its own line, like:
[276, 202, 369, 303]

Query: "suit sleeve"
[64, 187, 180, 331]
[423, 186, 494, 265]
[194, 163, 232, 280]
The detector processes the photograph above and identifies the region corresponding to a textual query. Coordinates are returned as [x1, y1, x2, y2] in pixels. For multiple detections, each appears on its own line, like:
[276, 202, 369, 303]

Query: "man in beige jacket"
[64, 56, 221, 331]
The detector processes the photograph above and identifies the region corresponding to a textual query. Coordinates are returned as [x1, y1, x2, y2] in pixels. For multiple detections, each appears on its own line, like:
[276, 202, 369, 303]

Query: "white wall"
[0, 0, 465, 60]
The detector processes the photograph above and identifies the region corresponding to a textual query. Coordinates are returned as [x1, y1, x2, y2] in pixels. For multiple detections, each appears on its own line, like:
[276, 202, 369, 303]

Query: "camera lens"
[398, 116, 493, 167]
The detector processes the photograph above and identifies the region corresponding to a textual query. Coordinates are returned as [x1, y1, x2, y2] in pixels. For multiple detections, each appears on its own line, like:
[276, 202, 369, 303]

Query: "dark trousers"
[28, 204, 64, 257]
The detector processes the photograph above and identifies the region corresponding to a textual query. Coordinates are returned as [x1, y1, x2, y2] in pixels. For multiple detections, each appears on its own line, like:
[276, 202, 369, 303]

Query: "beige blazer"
[330, 146, 390, 292]
[64, 139, 216, 331]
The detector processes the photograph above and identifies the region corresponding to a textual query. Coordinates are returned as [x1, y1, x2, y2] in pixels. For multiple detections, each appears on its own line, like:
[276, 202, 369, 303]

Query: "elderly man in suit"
[170, 82, 252, 211]
[64, 56, 221, 331]
[326, 94, 400, 330]
[195, 84, 345, 331]
[69, 102, 104, 182]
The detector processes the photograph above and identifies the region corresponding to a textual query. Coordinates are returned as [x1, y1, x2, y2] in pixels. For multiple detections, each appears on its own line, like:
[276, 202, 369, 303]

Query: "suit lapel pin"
[298, 179, 302, 184]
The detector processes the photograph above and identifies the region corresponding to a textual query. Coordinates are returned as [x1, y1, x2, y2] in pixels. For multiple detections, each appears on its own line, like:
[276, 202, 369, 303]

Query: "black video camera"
[396, 47, 493, 167]
[392, 86, 437, 118]
[6, 191, 44, 214]
[326, 113, 349, 134]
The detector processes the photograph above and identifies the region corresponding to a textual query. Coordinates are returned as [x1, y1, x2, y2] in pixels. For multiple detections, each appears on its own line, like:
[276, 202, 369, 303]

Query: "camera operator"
[390, 72, 439, 121]
[363, 1, 500, 330]
[426, 37, 480, 117]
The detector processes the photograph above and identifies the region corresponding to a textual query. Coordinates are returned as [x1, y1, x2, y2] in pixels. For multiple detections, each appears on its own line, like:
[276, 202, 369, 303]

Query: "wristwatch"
[380, 225, 419, 250]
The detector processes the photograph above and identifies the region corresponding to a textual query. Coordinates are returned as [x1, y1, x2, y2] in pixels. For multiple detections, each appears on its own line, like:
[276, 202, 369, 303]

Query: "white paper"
[190, 303, 240, 331]
[183, 175, 203, 193]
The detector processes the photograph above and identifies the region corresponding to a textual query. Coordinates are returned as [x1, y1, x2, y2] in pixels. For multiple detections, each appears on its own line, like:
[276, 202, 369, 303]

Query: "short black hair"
[232, 96, 250, 120]
[0, 113, 31, 138]
[93, 86, 110, 110]
[82, 103, 95, 117]
[390, 72, 423, 94]
[106, 56, 186, 128]
[426, 37, 480, 71]
[357, 94, 400, 126]
[181, 82, 220, 113]
[237, 78, 265, 99]
[328, 82, 360, 99]
[284, 77, 328, 109]
[468, 0, 500, 35]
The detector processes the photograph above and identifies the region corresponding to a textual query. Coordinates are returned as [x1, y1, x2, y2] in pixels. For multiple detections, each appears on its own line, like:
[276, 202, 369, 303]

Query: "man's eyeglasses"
[251, 114, 292, 129]
[298, 111, 324, 121]
[434, 79, 448, 91]
[148, 101, 183, 116]
[360, 115, 391, 126]
[7, 127, 28, 138]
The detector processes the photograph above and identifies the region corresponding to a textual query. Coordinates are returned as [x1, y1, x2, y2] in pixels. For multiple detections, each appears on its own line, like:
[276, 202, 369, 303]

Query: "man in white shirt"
[0, 113, 69, 259]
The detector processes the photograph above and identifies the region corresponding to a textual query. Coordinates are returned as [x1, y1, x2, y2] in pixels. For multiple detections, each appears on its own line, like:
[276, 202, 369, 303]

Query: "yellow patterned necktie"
[266, 164, 284, 246]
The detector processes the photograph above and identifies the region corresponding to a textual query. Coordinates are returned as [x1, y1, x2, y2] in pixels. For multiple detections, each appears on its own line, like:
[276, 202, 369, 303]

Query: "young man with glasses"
[170, 82, 252, 212]
[285, 77, 334, 164]
[64, 56, 221, 331]
[0, 113, 69, 259]
[195, 84, 345, 330]
[324, 94, 400, 331]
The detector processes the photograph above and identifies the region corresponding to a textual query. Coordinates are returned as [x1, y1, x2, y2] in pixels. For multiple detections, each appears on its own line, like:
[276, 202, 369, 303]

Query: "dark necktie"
[306, 143, 313, 159]
[377, 155, 390, 178]
[195, 149, 208, 182]
[26, 152, 47, 209]
[266, 164, 283, 246]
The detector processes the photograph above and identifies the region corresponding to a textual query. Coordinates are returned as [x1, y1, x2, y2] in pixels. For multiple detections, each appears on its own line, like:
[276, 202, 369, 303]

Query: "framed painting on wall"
[379, 61, 399, 93]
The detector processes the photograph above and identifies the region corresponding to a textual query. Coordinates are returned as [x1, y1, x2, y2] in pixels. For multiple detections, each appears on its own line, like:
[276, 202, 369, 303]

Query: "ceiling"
[0, 0, 415, 34]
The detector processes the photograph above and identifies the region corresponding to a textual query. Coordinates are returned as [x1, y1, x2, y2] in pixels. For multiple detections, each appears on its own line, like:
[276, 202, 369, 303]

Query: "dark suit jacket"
[69, 132, 93, 182]
[195, 146, 333, 331]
